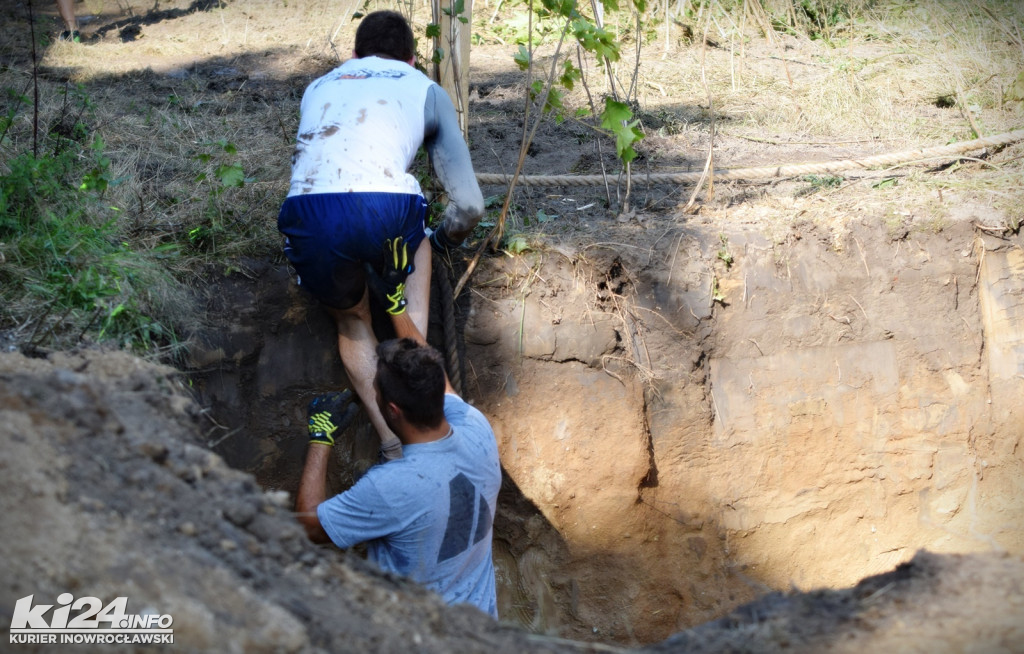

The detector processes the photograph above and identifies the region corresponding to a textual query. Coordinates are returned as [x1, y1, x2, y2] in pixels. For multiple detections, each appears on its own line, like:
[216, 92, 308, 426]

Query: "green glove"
[366, 237, 415, 316]
[307, 390, 358, 447]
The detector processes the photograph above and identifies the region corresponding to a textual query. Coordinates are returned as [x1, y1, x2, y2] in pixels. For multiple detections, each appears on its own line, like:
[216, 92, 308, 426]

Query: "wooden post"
[431, 0, 473, 138]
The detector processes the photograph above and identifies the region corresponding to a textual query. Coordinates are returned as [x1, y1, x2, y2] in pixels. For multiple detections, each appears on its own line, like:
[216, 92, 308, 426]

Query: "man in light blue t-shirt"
[294, 248, 501, 616]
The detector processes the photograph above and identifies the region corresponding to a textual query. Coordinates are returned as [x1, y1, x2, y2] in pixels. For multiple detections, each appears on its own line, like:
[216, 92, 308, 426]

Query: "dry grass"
[616, 1, 1024, 144]
[480, 0, 1022, 253]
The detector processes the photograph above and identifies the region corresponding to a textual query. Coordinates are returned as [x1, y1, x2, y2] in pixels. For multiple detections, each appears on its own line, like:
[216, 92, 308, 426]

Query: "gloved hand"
[365, 237, 414, 315]
[428, 223, 463, 256]
[307, 390, 358, 447]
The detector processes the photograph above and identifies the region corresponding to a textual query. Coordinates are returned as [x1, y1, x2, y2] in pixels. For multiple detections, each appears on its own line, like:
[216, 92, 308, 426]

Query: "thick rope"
[433, 252, 464, 396]
[475, 129, 1024, 187]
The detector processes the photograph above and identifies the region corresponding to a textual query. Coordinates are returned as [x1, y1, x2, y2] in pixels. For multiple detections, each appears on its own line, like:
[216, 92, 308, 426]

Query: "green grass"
[0, 87, 188, 353]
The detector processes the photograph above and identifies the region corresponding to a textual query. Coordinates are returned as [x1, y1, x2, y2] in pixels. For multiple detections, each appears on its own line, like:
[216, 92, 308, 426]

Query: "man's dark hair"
[376, 338, 445, 429]
[354, 11, 415, 62]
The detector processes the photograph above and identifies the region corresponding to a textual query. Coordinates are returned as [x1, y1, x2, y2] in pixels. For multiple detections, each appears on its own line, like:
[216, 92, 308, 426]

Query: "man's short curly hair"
[375, 338, 446, 429]
[354, 10, 415, 62]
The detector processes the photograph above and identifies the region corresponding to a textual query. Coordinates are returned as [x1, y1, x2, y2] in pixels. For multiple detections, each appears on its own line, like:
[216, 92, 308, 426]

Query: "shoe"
[59, 30, 81, 43]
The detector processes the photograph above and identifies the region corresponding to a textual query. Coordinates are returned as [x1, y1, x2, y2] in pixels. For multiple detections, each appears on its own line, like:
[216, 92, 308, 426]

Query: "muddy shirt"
[317, 395, 501, 617]
[286, 57, 482, 238]
[288, 56, 433, 196]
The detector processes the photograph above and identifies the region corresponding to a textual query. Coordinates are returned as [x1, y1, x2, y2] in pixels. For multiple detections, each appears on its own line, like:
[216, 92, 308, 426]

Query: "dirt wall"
[463, 216, 1024, 643]
[2, 344, 1022, 654]
[176, 215, 1023, 646]
[0, 349, 550, 653]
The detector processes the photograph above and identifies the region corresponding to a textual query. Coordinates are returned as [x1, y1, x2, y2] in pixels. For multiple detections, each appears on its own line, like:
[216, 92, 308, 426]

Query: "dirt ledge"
[0, 349, 564, 654]
[2, 348, 1022, 653]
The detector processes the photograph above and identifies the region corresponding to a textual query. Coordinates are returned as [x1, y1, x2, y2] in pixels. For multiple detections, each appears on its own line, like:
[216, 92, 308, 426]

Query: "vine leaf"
[571, 19, 619, 62]
[600, 99, 644, 164]
[514, 45, 531, 71]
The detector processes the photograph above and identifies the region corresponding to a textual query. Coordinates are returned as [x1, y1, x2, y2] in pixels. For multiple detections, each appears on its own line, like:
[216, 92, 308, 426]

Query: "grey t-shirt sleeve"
[317, 473, 397, 549]
[423, 85, 484, 241]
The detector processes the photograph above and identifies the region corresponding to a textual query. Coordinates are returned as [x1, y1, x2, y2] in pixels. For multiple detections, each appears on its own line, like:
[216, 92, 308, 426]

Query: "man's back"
[288, 56, 435, 197]
[317, 394, 501, 616]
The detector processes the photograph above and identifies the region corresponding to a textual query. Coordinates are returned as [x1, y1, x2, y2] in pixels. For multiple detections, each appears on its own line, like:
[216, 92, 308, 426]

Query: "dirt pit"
[5, 215, 1023, 652]
[187, 213, 1024, 645]
[3, 346, 1023, 653]
[2, 0, 1024, 650]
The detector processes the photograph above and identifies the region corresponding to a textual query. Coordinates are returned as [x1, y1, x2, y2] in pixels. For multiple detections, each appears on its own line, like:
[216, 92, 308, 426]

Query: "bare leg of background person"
[56, 0, 79, 34]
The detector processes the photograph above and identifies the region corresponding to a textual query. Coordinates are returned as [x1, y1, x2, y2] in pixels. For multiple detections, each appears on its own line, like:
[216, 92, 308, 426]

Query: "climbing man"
[294, 243, 501, 616]
[278, 10, 484, 460]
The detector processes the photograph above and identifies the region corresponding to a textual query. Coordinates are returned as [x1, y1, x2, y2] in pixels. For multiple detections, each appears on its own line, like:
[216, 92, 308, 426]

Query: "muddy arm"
[423, 85, 484, 246]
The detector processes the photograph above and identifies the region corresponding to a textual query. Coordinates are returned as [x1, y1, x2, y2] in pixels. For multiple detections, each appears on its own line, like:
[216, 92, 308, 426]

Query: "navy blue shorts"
[278, 192, 427, 309]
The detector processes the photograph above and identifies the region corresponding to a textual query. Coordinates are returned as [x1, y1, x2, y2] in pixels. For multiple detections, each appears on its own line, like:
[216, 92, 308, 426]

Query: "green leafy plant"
[504, 234, 531, 255]
[716, 234, 734, 269]
[79, 134, 112, 194]
[501, 0, 647, 208]
[803, 174, 844, 189]
[600, 98, 644, 164]
[188, 140, 250, 251]
[194, 140, 247, 195]
[711, 277, 727, 305]
[797, 174, 844, 197]
[0, 87, 182, 351]
[534, 208, 555, 224]
[448, 0, 651, 300]
[441, 0, 469, 24]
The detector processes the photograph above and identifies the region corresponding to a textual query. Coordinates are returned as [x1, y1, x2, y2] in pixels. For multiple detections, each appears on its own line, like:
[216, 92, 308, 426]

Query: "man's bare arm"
[295, 392, 358, 544]
[391, 310, 456, 396]
[295, 444, 332, 543]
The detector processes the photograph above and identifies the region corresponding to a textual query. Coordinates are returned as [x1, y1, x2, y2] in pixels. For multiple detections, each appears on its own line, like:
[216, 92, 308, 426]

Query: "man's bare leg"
[327, 240, 432, 459]
[327, 293, 402, 457]
[405, 240, 432, 335]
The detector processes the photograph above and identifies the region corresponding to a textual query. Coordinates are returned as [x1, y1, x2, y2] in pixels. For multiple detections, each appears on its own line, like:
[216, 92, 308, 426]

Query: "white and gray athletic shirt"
[286, 56, 484, 240]
[288, 56, 434, 197]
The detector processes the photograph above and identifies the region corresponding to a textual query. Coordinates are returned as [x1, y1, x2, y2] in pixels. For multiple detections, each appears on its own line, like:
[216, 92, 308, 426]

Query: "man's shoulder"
[364, 455, 439, 485]
[444, 395, 498, 462]
[444, 393, 486, 424]
[339, 57, 432, 80]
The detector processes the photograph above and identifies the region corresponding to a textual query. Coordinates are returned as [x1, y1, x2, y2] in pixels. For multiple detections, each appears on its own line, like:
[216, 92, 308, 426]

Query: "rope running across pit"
[474, 129, 1024, 187]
